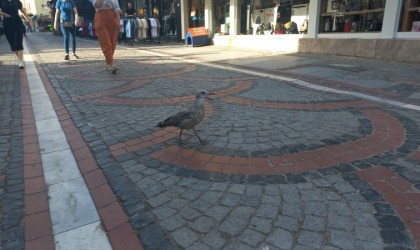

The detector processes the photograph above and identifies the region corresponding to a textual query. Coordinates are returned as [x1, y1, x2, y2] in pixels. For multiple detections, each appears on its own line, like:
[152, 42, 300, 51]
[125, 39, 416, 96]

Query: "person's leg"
[12, 27, 25, 68]
[61, 24, 70, 59]
[94, 11, 113, 66]
[69, 26, 77, 55]
[108, 12, 119, 62]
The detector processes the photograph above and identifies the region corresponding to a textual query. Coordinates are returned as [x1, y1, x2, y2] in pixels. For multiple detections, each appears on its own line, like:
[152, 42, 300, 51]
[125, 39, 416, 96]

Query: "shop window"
[319, 0, 386, 33]
[214, 0, 230, 34]
[162, 0, 178, 35]
[246, 0, 309, 35]
[399, 0, 420, 32]
[189, 0, 204, 27]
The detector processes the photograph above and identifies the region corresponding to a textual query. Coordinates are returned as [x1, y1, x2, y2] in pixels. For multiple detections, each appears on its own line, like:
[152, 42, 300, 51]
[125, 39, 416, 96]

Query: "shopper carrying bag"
[54, 0, 80, 60]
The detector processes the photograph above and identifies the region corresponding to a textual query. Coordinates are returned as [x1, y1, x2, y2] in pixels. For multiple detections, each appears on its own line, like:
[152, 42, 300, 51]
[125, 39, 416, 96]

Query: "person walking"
[54, 0, 80, 60]
[0, 0, 32, 69]
[89, 0, 120, 74]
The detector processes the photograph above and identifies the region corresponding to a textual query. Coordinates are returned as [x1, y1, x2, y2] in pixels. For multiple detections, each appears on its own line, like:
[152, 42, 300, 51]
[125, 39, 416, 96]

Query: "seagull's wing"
[157, 109, 194, 128]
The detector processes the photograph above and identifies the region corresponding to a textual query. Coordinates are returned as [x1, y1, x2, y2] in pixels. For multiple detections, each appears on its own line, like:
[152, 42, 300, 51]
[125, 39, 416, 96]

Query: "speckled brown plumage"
[157, 91, 212, 143]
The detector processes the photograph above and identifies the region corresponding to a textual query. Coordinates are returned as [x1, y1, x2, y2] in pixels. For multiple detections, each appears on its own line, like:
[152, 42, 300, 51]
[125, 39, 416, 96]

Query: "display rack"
[319, 0, 385, 33]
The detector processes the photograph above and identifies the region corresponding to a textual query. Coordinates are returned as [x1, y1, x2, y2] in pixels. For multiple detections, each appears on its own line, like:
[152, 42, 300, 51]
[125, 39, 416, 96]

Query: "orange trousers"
[94, 9, 119, 66]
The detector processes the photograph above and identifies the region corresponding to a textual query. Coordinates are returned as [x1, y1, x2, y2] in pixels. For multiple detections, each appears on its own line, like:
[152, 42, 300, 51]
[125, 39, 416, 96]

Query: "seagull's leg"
[193, 128, 208, 145]
[178, 129, 184, 142]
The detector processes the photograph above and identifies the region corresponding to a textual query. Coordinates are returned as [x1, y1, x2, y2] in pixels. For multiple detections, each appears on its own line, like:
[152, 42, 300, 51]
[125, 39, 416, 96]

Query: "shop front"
[186, 0, 419, 62]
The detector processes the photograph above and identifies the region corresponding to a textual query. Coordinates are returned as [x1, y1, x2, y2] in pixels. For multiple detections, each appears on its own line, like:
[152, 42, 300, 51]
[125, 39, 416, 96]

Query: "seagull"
[156, 90, 212, 144]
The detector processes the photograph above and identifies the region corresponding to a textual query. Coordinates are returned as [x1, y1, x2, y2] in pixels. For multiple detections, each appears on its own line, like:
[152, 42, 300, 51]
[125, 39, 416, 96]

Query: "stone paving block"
[191, 191, 223, 212]
[205, 205, 230, 221]
[190, 216, 214, 233]
[328, 201, 352, 216]
[228, 184, 246, 194]
[329, 229, 355, 250]
[54, 221, 112, 250]
[147, 193, 170, 208]
[304, 201, 327, 216]
[41, 149, 80, 185]
[172, 227, 198, 248]
[281, 203, 303, 219]
[181, 189, 202, 201]
[297, 231, 324, 248]
[249, 216, 273, 234]
[354, 240, 384, 250]
[161, 214, 185, 231]
[223, 239, 253, 250]
[274, 215, 299, 232]
[220, 207, 254, 236]
[180, 207, 201, 220]
[185, 243, 211, 250]
[261, 195, 281, 206]
[238, 229, 265, 247]
[48, 177, 100, 234]
[302, 215, 325, 231]
[256, 204, 279, 219]
[328, 214, 354, 231]
[152, 206, 177, 220]
[220, 194, 241, 207]
[202, 230, 227, 249]
[266, 228, 293, 249]
[354, 226, 382, 243]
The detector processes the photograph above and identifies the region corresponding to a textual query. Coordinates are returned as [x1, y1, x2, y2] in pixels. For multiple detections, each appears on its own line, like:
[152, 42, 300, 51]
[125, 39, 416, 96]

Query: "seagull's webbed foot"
[199, 140, 209, 145]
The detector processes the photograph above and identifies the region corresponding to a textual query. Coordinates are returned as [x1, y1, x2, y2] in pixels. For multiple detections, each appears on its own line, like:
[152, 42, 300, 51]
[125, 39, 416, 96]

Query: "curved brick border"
[24, 48, 143, 249]
[146, 109, 405, 175]
[358, 166, 420, 249]
[222, 96, 379, 110]
[71, 63, 198, 82]
[87, 80, 253, 105]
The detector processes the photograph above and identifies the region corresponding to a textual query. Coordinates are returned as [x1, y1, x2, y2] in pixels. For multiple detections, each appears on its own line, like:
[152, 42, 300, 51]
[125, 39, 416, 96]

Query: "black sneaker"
[72, 54, 79, 60]
[64, 54, 70, 60]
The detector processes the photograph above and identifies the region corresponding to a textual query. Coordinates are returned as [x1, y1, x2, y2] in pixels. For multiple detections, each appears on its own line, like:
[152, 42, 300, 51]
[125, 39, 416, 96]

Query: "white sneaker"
[18, 61, 25, 69]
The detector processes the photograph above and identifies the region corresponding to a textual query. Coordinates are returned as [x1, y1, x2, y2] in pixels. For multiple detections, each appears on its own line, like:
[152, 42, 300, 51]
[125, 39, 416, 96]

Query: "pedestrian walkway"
[1, 32, 419, 250]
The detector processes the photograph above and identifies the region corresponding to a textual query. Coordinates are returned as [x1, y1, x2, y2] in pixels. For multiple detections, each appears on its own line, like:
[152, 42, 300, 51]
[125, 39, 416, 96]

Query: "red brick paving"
[223, 96, 379, 110]
[357, 166, 420, 250]
[409, 151, 420, 161]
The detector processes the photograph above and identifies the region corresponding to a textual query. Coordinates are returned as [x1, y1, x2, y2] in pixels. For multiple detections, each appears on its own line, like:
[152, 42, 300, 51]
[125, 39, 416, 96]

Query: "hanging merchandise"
[325, 17, 331, 32]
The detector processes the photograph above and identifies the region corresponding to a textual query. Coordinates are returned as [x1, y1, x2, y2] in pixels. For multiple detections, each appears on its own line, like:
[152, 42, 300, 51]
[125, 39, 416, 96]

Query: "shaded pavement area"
[1, 32, 420, 249]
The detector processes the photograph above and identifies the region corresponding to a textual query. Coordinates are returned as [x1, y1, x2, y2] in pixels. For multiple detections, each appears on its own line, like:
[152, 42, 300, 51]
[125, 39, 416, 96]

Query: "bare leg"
[17, 50, 24, 63]
[17, 50, 24, 68]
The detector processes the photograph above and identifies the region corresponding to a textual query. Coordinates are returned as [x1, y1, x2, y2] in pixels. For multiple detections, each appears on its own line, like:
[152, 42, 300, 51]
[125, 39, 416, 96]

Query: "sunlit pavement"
[1, 32, 420, 249]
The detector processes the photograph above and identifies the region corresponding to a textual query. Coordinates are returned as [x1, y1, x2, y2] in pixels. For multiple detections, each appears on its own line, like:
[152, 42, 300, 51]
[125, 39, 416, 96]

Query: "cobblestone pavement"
[1, 32, 420, 249]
